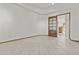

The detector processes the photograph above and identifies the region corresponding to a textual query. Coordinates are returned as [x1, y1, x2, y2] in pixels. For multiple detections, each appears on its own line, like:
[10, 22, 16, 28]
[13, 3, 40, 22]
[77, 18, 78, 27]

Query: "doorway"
[57, 15, 65, 38]
[48, 13, 70, 39]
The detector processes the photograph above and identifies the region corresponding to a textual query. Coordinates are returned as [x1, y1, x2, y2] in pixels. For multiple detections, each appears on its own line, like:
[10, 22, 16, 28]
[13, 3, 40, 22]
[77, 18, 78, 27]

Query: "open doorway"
[48, 13, 70, 39]
[57, 15, 65, 38]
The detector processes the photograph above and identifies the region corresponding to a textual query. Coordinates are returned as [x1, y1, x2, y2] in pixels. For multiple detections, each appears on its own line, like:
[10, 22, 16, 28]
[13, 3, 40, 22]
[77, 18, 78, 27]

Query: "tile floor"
[0, 36, 79, 55]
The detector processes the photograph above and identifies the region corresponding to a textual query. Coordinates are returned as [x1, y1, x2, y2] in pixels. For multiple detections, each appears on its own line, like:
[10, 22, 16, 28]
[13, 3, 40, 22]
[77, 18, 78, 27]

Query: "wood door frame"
[48, 12, 70, 38]
[48, 16, 58, 37]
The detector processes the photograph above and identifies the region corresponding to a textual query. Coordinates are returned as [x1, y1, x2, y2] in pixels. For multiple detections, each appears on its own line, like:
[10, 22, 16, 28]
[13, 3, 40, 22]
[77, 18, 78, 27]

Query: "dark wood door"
[48, 16, 58, 37]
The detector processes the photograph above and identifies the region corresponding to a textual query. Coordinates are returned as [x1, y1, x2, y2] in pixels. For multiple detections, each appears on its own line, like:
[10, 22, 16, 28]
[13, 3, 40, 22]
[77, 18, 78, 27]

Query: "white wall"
[70, 7, 79, 41]
[0, 4, 41, 42]
[1, 3, 79, 42]
[36, 15, 48, 35]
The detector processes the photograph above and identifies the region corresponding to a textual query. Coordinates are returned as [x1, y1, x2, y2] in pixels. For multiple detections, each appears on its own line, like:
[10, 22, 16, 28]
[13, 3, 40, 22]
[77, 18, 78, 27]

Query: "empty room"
[0, 3, 79, 55]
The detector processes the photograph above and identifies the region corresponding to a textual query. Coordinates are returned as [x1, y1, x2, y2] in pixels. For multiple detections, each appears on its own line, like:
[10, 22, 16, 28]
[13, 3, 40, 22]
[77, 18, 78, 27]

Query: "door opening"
[57, 15, 65, 38]
[48, 13, 70, 39]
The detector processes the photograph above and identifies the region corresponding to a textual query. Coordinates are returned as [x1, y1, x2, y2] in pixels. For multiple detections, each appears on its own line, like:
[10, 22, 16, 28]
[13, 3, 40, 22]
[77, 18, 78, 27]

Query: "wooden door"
[48, 16, 58, 37]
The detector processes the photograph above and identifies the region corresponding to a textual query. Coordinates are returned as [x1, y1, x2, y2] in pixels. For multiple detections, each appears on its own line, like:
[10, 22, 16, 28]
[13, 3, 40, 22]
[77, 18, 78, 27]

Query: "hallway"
[0, 36, 79, 55]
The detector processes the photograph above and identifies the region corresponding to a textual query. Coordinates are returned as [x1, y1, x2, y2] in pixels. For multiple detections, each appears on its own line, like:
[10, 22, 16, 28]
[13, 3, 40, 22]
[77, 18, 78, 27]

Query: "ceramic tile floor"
[0, 36, 79, 55]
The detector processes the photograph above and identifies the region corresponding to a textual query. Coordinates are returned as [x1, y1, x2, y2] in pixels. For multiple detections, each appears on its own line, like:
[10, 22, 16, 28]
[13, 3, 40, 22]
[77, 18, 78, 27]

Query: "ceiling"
[16, 3, 79, 14]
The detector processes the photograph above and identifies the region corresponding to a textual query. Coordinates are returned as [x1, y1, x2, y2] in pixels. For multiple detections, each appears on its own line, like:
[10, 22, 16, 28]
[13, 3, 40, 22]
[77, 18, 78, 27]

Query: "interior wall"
[70, 7, 79, 41]
[1, 3, 79, 42]
[36, 15, 48, 35]
[0, 4, 41, 42]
